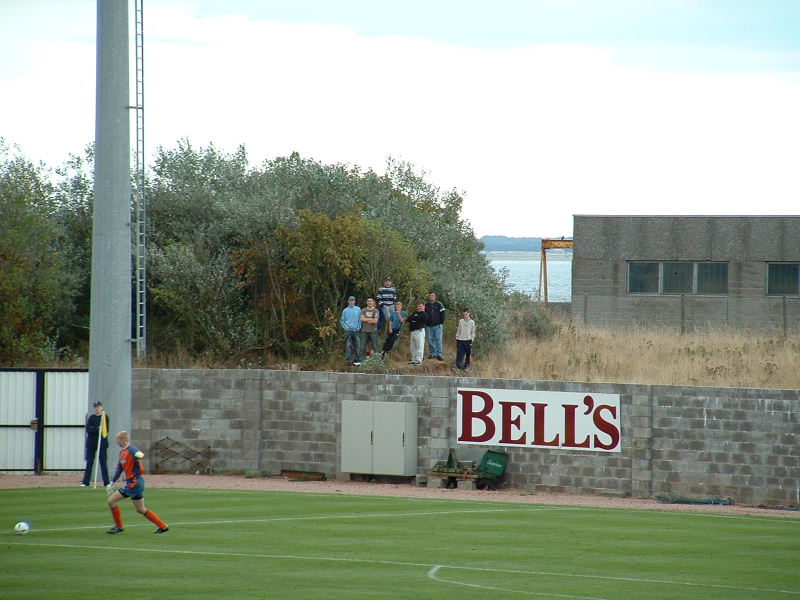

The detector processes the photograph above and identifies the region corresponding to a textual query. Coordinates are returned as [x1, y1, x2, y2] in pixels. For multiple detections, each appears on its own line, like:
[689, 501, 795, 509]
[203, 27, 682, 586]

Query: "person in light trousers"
[406, 303, 428, 366]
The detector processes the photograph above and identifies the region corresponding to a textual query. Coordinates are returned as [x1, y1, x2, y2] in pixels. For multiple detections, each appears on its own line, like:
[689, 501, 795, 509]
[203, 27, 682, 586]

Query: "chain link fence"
[544, 296, 800, 335]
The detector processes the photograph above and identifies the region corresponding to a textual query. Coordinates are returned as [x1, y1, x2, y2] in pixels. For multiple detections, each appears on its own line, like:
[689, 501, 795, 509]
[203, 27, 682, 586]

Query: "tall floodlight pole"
[89, 0, 132, 432]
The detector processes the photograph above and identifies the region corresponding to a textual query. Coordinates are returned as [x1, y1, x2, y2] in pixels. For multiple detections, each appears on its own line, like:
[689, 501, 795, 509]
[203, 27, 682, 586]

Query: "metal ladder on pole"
[132, 0, 147, 359]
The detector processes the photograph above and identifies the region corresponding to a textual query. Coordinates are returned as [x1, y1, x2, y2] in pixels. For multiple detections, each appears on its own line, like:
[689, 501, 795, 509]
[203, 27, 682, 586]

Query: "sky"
[1, 0, 799, 237]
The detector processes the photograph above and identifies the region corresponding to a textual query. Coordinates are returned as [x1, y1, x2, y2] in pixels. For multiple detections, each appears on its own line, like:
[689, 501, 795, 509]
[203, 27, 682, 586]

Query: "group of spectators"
[339, 278, 475, 370]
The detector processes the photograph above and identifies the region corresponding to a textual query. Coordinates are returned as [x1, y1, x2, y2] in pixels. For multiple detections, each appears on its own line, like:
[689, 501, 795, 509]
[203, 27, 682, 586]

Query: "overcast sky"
[2, 0, 799, 237]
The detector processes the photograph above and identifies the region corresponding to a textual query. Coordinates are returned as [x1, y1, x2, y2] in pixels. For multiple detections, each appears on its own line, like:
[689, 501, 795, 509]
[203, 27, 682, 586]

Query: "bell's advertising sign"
[457, 388, 621, 452]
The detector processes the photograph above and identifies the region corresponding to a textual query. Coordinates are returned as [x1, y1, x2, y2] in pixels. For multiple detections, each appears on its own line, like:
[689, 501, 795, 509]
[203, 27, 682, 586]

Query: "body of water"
[487, 252, 572, 302]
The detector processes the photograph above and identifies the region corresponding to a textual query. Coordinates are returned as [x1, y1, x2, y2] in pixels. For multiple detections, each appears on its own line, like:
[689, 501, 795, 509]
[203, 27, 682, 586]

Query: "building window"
[628, 262, 728, 295]
[767, 263, 799, 296]
[629, 262, 659, 293]
[663, 262, 693, 294]
[697, 262, 729, 294]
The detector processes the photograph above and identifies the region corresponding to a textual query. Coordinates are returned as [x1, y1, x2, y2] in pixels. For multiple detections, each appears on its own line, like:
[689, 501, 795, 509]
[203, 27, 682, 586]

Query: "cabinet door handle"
[370, 430, 373, 445]
[402, 432, 405, 446]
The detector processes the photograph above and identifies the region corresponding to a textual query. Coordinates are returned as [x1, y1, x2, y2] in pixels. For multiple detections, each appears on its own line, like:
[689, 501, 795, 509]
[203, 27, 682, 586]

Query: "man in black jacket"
[406, 303, 428, 365]
[424, 292, 446, 360]
[81, 401, 110, 487]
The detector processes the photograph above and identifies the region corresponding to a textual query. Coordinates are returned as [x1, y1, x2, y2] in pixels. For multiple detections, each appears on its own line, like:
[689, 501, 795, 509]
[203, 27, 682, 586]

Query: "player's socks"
[144, 509, 167, 529]
[111, 506, 123, 528]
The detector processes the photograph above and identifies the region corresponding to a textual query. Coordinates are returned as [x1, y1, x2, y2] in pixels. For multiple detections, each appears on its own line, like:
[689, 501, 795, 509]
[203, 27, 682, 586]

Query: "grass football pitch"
[1, 486, 798, 599]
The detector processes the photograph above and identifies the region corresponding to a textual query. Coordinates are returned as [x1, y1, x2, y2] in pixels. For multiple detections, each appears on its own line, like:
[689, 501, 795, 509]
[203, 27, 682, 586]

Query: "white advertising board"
[456, 388, 621, 452]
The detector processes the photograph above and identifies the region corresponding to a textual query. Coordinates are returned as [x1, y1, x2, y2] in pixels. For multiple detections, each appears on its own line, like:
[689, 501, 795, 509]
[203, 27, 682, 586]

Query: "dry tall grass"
[131, 324, 800, 390]
[480, 326, 800, 390]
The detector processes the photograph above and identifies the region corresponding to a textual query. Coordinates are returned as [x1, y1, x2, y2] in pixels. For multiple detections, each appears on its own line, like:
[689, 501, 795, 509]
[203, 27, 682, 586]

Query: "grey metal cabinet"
[340, 400, 417, 476]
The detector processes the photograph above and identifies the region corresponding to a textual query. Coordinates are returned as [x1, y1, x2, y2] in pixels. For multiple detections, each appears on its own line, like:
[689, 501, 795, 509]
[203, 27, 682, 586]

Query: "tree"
[0, 141, 78, 364]
[1, 139, 513, 366]
[143, 143, 512, 361]
[51, 146, 95, 354]
[149, 243, 256, 356]
[148, 140, 252, 252]
[275, 211, 432, 354]
[371, 158, 509, 349]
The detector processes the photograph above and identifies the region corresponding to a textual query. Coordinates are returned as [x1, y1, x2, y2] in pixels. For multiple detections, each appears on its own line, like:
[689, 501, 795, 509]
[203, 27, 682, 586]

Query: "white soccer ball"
[14, 521, 30, 535]
[134, 451, 144, 459]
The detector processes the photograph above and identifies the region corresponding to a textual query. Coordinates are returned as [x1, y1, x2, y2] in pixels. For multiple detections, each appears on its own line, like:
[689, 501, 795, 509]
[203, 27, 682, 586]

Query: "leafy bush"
[506, 292, 557, 339]
[0, 141, 81, 364]
[1, 139, 516, 366]
[357, 353, 390, 374]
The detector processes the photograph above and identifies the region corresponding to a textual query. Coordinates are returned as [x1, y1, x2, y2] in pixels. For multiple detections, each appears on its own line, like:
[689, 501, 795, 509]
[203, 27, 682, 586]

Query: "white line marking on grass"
[153, 487, 578, 509]
[8, 542, 800, 597]
[427, 565, 609, 599]
[144, 490, 800, 524]
[32, 506, 578, 532]
[173, 506, 577, 526]
[431, 563, 800, 597]
[654, 511, 800, 524]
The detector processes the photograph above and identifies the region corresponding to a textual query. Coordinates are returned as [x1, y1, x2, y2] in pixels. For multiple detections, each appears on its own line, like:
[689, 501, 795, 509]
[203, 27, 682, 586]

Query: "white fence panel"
[0, 371, 35, 422]
[0, 372, 36, 470]
[45, 429, 86, 470]
[44, 372, 88, 470]
[0, 429, 36, 470]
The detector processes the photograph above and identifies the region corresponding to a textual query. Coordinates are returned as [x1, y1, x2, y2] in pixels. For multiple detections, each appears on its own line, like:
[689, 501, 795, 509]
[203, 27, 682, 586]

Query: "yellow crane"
[537, 237, 574, 304]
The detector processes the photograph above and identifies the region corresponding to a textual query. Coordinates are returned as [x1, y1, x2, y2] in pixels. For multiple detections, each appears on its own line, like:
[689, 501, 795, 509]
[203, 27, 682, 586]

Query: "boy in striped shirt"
[376, 277, 397, 334]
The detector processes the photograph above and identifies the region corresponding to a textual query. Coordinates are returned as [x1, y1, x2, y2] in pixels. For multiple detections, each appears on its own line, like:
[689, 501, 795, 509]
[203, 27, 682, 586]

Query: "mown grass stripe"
[9, 541, 800, 597]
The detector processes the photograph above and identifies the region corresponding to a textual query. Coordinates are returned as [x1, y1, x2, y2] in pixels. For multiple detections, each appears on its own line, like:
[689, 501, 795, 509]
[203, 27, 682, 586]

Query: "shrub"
[506, 292, 557, 339]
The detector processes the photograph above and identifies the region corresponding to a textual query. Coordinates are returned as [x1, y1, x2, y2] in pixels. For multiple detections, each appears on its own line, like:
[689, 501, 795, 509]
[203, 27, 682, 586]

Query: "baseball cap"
[93, 401, 103, 407]
[348, 296, 356, 300]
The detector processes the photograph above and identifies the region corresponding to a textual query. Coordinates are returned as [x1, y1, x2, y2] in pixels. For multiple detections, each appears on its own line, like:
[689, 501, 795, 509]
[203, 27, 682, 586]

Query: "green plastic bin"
[475, 449, 508, 490]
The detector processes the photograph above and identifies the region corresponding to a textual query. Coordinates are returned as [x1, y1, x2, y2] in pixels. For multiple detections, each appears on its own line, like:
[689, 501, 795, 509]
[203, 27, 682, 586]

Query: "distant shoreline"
[483, 251, 572, 262]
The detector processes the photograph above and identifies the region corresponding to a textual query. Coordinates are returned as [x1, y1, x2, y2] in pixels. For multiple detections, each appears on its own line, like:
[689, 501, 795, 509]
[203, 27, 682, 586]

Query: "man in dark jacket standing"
[81, 401, 110, 487]
[406, 303, 428, 366]
[424, 291, 446, 360]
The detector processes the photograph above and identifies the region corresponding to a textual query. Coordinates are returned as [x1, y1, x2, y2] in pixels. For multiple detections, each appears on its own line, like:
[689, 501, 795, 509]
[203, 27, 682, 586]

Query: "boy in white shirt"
[454, 308, 476, 371]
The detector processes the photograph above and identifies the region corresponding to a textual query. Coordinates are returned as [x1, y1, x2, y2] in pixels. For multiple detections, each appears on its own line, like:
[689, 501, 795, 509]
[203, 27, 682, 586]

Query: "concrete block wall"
[132, 369, 799, 506]
[650, 386, 800, 505]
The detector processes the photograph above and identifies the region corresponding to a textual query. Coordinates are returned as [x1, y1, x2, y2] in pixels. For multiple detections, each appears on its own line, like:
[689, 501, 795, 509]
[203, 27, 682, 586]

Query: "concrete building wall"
[571, 216, 800, 331]
[132, 368, 799, 507]
[575, 215, 800, 264]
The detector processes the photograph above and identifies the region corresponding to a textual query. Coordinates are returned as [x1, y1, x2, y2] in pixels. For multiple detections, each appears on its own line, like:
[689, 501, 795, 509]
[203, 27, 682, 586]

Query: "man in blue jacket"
[340, 296, 362, 366]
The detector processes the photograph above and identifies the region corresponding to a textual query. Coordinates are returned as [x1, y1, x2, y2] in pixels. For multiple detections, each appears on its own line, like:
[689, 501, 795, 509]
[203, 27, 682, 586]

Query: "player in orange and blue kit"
[106, 430, 169, 535]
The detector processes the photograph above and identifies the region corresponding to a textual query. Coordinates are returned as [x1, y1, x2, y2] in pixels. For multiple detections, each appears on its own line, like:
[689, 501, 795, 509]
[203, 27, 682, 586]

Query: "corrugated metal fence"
[0, 369, 88, 472]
